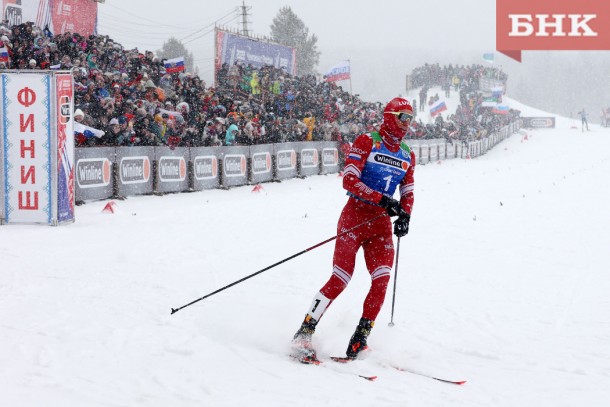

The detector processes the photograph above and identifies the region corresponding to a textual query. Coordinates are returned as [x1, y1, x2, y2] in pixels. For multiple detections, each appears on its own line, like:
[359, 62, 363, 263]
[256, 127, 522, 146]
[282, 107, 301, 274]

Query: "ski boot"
[345, 318, 374, 359]
[291, 315, 320, 364]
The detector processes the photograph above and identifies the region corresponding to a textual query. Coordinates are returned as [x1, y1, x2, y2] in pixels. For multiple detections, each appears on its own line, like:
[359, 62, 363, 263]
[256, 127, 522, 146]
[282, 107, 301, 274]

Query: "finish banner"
[2, 73, 52, 224]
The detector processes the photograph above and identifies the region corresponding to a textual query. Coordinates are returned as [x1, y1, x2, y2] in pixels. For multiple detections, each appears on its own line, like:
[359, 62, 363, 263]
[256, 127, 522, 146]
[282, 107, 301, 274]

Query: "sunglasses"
[387, 111, 413, 122]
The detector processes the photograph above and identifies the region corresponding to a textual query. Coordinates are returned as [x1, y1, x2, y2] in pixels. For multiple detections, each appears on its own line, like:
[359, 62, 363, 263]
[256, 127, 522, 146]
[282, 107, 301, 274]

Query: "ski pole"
[171, 213, 386, 315]
[388, 236, 401, 327]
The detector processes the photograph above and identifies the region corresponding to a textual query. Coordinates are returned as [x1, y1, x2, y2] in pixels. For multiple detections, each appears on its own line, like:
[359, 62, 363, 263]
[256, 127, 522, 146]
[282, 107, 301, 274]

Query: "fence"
[407, 120, 521, 164]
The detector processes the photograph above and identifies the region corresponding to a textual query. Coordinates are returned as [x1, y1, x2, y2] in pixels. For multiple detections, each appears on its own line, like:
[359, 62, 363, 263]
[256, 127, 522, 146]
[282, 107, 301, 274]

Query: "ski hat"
[380, 97, 413, 148]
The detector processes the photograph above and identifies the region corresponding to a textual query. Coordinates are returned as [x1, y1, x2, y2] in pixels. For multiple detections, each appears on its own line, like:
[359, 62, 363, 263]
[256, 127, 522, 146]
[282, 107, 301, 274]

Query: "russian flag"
[492, 105, 510, 115]
[164, 56, 185, 73]
[0, 46, 9, 63]
[74, 122, 105, 138]
[324, 60, 350, 82]
[430, 100, 447, 117]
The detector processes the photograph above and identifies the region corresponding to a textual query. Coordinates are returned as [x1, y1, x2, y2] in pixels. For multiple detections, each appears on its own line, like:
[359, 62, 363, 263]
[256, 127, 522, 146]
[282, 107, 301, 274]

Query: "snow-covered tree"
[270, 6, 320, 76]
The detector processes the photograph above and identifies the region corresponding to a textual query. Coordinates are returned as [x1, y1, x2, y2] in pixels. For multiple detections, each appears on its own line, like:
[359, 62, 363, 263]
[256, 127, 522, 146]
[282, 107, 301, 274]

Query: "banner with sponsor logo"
[319, 142, 339, 175]
[522, 116, 556, 128]
[215, 28, 296, 81]
[2, 0, 49, 28]
[429, 144, 439, 162]
[190, 146, 220, 191]
[116, 147, 154, 197]
[155, 147, 188, 194]
[55, 73, 74, 223]
[295, 142, 320, 177]
[274, 143, 298, 180]
[2, 72, 52, 224]
[438, 142, 446, 160]
[249, 144, 273, 184]
[2, 0, 97, 36]
[420, 144, 430, 164]
[75, 147, 114, 202]
[220, 146, 249, 188]
[49, 0, 97, 36]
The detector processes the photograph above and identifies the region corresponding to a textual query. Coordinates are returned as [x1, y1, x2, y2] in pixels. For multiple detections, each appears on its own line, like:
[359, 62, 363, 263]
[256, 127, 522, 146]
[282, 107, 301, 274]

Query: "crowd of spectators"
[0, 21, 520, 150]
[406, 62, 520, 143]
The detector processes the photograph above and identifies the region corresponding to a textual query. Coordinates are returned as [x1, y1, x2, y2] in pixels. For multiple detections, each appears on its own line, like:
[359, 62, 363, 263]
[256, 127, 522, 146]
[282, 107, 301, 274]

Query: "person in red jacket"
[292, 97, 416, 363]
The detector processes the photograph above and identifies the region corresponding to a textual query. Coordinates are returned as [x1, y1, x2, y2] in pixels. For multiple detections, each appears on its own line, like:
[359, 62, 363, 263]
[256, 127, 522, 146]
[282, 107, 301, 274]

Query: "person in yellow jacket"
[251, 71, 261, 95]
[452, 75, 460, 91]
[303, 112, 315, 141]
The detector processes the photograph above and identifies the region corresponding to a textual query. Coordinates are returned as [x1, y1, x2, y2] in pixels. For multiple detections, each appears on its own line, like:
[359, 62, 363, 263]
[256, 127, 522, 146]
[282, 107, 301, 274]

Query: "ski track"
[1, 121, 610, 406]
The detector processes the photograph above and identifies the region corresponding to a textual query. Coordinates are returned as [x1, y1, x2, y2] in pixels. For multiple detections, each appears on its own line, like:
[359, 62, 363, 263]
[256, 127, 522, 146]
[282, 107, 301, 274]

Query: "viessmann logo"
[120, 156, 151, 184]
[76, 158, 111, 188]
[496, 0, 610, 61]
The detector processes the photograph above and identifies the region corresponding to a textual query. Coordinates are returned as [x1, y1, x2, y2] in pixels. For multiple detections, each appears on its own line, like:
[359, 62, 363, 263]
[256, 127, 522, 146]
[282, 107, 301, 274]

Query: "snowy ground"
[2, 114, 610, 406]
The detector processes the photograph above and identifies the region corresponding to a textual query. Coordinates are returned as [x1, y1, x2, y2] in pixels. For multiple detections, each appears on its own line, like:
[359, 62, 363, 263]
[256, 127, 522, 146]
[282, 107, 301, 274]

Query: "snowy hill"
[1, 98, 610, 406]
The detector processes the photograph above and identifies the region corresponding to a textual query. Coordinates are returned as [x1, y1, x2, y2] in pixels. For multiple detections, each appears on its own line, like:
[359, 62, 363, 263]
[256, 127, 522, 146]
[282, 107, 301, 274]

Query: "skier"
[578, 108, 590, 132]
[292, 97, 416, 363]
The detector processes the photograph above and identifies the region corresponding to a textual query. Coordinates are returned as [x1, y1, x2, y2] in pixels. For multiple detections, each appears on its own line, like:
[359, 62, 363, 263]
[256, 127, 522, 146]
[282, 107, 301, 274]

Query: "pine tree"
[270, 6, 320, 76]
[156, 37, 195, 73]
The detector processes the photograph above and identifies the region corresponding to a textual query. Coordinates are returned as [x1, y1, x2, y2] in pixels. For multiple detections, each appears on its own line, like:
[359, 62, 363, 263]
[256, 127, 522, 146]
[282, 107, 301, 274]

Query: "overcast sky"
[97, 0, 500, 101]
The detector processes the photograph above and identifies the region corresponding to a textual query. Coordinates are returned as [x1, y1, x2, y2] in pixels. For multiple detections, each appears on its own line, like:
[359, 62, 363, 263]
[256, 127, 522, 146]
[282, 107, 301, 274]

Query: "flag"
[430, 100, 447, 117]
[164, 57, 185, 73]
[158, 108, 184, 120]
[0, 46, 9, 63]
[50, 63, 61, 70]
[491, 86, 504, 97]
[324, 60, 350, 82]
[74, 122, 105, 138]
[483, 52, 494, 63]
[481, 97, 499, 107]
[492, 105, 510, 115]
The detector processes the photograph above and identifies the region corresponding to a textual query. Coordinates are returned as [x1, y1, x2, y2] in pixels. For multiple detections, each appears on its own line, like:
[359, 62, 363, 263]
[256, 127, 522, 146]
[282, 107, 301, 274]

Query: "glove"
[393, 213, 410, 237]
[378, 195, 404, 217]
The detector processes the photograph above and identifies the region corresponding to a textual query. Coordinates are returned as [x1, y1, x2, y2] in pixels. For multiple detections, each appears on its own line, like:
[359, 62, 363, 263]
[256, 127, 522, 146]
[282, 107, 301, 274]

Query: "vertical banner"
[50, 0, 98, 36]
[2, 73, 52, 224]
[55, 73, 74, 223]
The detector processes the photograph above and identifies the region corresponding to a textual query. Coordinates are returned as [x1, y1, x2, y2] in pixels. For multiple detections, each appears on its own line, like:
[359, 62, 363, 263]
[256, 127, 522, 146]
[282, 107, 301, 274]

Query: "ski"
[389, 364, 466, 385]
[290, 355, 377, 381]
[330, 356, 354, 363]
[331, 357, 465, 386]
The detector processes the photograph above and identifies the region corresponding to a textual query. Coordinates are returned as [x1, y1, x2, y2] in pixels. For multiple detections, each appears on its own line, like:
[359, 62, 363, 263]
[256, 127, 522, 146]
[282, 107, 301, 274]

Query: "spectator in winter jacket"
[225, 122, 239, 145]
[303, 112, 315, 141]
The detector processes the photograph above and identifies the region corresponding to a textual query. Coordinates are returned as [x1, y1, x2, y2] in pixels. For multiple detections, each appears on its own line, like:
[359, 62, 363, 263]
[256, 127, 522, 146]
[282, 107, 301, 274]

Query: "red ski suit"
[316, 132, 415, 322]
